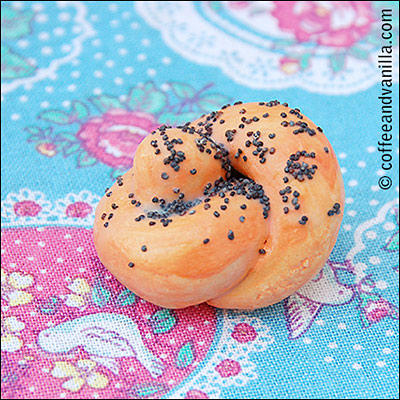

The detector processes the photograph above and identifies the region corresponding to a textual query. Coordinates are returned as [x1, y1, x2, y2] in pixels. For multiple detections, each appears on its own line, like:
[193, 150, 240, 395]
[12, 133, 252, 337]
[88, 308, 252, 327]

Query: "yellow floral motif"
[51, 359, 109, 392]
[64, 278, 91, 308]
[1, 268, 34, 306]
[1, 316, 25, 352]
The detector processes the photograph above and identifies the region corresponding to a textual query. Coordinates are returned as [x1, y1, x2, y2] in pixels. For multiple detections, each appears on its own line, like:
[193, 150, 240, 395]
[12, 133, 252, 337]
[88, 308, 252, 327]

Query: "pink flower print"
[231, 323, 257, 343]
[76, 109, 158, 169]
[65, 202, 93, 218]
[272, 1, 375, 48]
[13, 200, 42, 217]
[185, 389, 209, 399]
[215, 359, 241, 378]
[364, 298, 393, 323]
[36, 142, 57, 157]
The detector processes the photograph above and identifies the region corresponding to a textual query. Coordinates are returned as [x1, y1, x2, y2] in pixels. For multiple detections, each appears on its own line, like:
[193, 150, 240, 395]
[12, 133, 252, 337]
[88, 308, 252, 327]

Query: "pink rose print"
[231, 323, 257, 343]
[77, 109, 158, 169]
[364, 298, 393, 323]
[215, 359, 241, 378]
[13, 200, 42, 217]
[65, 202, 93, 218]
[272, 1, 375, 48]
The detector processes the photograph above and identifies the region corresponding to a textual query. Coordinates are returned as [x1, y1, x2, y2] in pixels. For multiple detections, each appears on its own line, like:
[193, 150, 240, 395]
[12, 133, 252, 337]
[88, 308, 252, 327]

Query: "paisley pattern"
[1, 1, 399, 399]
[1, 226, 274, 398]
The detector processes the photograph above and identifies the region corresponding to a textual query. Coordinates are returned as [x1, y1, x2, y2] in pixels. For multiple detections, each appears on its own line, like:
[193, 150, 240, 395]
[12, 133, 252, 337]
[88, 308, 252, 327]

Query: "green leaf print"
[115, 289, 136, 307]
[349, 46, 370, 60]
[330, 53, 346, 73]
[25, 126, 41, 135]
[385, 232, 399, 251]
[110, 168, 129, 180]
[198, 93, 230, 112]
[158, 111, 199, 126]
[1, 44, 35, 79]
[62, 143, 81, 157]
[300, 53, 311, 69]
[127, 383, 168, 399]
[37, 296, 60, 315]
[89, 94, 124, 113]
[176, 341, 195, 369]
[70, 101, 89, 122]
[77, 151, 97, 167]
[1, 5, 34, 40]
[127, 82, 167, 113]
[170, 82, 196, 99]
[38, 110, 71, 125]
[150, 309, 176, 334]
[54, 132, 79, 143]
[91, 279, 111, 307]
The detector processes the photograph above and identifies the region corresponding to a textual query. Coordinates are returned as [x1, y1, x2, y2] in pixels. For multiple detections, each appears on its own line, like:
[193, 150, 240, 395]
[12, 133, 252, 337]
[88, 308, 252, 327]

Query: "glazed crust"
[93, 101, 344, 309]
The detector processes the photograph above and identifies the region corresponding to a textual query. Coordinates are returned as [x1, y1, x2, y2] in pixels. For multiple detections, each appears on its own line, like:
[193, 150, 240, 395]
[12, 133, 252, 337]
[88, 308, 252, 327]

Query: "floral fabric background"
[1, 1, 399, 399]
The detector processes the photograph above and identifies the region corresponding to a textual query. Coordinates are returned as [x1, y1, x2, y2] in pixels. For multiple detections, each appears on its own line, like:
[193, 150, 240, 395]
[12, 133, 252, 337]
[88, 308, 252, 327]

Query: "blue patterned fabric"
[1, 2, 399, 399]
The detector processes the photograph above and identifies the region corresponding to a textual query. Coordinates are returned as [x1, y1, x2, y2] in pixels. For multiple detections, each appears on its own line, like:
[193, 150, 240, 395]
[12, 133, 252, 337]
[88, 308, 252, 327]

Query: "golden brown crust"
[93, 101, 344, 309]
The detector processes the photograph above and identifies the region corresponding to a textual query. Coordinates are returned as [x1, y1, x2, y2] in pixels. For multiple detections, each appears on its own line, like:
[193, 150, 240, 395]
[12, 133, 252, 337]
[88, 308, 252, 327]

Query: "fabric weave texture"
[1, 1, 399, 399]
